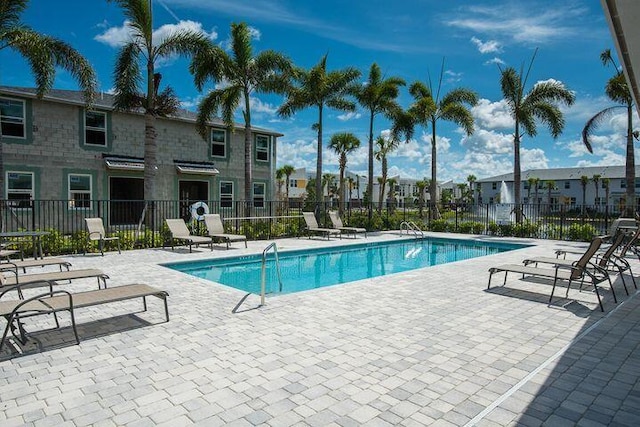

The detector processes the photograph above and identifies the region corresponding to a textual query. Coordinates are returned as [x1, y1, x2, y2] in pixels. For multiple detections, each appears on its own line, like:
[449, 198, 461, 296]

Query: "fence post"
[559, 204, 565, 240]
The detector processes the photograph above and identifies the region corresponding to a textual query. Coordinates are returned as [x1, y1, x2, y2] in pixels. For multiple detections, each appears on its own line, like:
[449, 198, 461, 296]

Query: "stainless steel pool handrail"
[261, 242, 283, 305]
[400, 221, 424, 238]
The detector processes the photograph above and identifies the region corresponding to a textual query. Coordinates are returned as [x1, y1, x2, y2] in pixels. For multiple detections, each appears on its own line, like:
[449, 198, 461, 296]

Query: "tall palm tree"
[526, 177, 538, 203]
[499, 52, 575, 222]
[580, 175, 590, 216]
[347, 177, 355, 202]
[602, 177, 611, 210]
[583, 50, 637, 216]
[191, 21, 292, 203]
[280, 164, 296, 203]
[407, 61, 478, 219]
[592, 174, 601, 208]
[467, 175, 477, 204]
[387, 177, 398, 211]
[0, 0, 96, 198]
[275, 167, 285, 201]
[416, 179, 428, 217]
[279, 54, 360, 213]
[545, 180, 556, 213]
[354, 63, 405, 216]
[107, 0, 209, 202]
[374, 135, 399, 212]
[328, 132, 360, 213]
[322, 173, 336, 203]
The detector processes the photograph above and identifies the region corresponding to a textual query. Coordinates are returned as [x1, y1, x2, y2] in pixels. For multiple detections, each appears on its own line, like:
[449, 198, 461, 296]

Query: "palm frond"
[154, 85, 180, 116]
[326, 97, 355, 112]
[517, 106, 537, 137]
[0, 0, 28, 29]
[189, 44, 227, 91]
[524, 81, 575, 108]
[409, 81, 430, 99]
[440, 103, 475, 135]
[440, 88, 478, 107]
[6, 29, 55, 96]
[196, 89, 225, 138]
[113, 42, 143, 110]
[230, 22, 252, 70]
[605, 73, 633, 105]
[499, 67, 521, 108]
[582, 106, 624, 153]
[107, 0, 151, 38]
[530, 102, 564, 138]
[155, 30, 210, 59]
[45, 36, 97, 104]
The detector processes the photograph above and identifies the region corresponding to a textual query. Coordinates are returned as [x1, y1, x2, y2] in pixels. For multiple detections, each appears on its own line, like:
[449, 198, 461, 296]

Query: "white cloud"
[337, 111, 362, 121]
[276, 138, 317, 168]
[444, 70, 463, 84]
[95, 20, 217, 48]
[521, 147, 549, 170]
[249, 97, 278, 114]
[420, 133, 451, 153]
[461, 128, 513, 154]
[470, 36, 501, 54]
[484, 57, 505, 66]
[471, 99, 513, 129]
[248, 26, 261, 40]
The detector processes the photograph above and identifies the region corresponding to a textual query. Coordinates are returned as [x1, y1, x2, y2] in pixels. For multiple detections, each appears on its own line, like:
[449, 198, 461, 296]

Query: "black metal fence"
[0, 199, 629, 256]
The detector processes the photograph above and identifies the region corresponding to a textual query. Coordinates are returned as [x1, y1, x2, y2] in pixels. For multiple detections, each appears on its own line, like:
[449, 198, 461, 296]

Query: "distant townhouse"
[477, 166, 640, 210]
[0, 86, 282, 224]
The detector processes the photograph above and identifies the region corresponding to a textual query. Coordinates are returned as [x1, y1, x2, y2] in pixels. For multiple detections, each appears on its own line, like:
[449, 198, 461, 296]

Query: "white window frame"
[6, 171, 33, 208]
[0, 97, 26, 139]
[68, 173, 92, 209]
[256, 135, 269, 162]
[220, 181, 234, 208]
[211, 128, 226, 158]
[84, 110, 107, 146]
[253, 182, 266, 208]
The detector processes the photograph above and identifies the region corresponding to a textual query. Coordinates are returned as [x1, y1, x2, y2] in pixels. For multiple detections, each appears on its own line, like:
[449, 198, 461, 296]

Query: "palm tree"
[107, 0, 209, 202]
[281, 164, 296, 203]
[532, 177, 541, 207]
[499, 51, 575, 222]
[407, 61, 478, 219]
[278, 54, 360, 214]
[467, 175, 477, 204]
[526, 177, 539, 203]
[374, 135, 399, 212]
[457, 183, 468, 203]
[387, 177, 398, 211]
[275, 167, 285, 201]
[545, 180, 556, 213]
[328, 132, 360, 213]
[415, 179, 428, 217]
[322, 173, 337, 204]
[602, 177, 611, 211]
[583, 49, 637, 216]
[347, 177, 355, 203]
[580, 175, 590, 216]
[191, 21, 292, 204]
[354, 63, 405, 217]
[0, 0, 97, 198]
[592, 174, 601, 208]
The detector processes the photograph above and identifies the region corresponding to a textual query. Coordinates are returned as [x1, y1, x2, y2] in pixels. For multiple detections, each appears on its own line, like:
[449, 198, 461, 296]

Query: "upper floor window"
[564, 181, 570, 189]
[253, 182, 265, 208]
[621, 179, 626, 189]
[211, 128, 226, 158]
[290, 179, 297, 188]
[68, 174, 92, 209]
[256, 135, 269, 162]
[0, 97, 25, 138]
[6, 171, 33, 208]
[85, 111, 107, 146]
[491, 182, 497, 190]
[220, 181, 233, 208]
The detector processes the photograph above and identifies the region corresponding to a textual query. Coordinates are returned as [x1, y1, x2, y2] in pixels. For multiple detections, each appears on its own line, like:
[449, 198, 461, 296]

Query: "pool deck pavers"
[1, 231, 639, 426]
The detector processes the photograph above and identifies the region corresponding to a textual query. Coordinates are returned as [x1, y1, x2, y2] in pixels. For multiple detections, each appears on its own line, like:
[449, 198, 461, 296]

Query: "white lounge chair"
[328, 211, 366, 238]
[302, 212, 341, 240]
[203, 214, 247, 249]
[165, 219, 213, 253]
[84, 218, 121, 256]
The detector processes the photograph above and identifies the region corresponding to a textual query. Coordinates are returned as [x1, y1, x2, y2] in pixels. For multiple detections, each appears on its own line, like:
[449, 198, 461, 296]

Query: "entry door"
[109, 177, 144, 225]
[179, 180, 210, 219]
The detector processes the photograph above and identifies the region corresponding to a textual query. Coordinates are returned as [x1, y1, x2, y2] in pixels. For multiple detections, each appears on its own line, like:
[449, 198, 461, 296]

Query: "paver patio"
[0, 232, 638, 426]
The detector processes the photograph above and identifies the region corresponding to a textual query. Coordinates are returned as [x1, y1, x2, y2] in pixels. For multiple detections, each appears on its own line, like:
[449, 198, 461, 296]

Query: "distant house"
[477, 166, 640, 210]
[0, 86, 282, 224]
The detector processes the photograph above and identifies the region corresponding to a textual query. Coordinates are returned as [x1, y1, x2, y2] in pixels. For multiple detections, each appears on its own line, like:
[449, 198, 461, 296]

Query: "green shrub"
[567, 223, 597, 242]
[429, 219, 450, 232]
[458, 221, 484, 234]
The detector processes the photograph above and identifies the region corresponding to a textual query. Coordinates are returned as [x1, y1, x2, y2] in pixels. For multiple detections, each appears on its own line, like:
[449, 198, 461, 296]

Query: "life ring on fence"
[190, 201, 209, 221]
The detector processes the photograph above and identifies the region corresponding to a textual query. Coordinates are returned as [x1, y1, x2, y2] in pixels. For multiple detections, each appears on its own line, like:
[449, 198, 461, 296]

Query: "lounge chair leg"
[487, 271, 493, 289]
[143, 296, 148, 312]
[549, 277, 558, 305]
[594, 283, 604, 312]
[503, 271, 507, 286]
[163, 296, 170, 322]
[608, 277, 618, 303]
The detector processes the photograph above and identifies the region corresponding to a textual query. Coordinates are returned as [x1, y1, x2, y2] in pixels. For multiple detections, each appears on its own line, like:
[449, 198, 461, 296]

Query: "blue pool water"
[164, 238, 526, 295]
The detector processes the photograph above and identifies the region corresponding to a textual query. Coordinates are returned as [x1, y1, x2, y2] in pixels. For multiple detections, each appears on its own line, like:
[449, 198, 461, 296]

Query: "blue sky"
[1, 0, 634, 183]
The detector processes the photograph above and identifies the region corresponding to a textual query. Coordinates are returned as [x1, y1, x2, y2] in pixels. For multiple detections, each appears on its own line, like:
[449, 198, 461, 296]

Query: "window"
[211, 128, 226, 157]
[564, 181, 570, 189]
[492, 182, 497, 190]
[6, 171, 33, 208]
[220, 181, 233, 208]
[256, 135, 269, 162]
[636, 178, 640, 188]
[85, 111, 107, 146]
[68, 174, 92, 209]
[0, 97, 25, 138]
[253, 182, 265, 208]
[523, 182, 529, 189]
[621, 179, 626, 189]
[290, 179, 297, 188]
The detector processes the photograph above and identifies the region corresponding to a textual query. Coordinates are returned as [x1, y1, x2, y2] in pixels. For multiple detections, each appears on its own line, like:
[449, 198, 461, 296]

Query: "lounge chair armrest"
[88, 231, 104, 239]
[0, 279, 57, 300]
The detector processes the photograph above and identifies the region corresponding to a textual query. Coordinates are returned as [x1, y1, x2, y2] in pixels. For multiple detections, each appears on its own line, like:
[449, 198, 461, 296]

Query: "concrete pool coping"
[0, 231, 638, 426]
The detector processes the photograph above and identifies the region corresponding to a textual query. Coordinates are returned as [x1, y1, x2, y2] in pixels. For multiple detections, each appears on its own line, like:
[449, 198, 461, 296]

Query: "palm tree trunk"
[378, 158, 387, 213]
[625, 104, 635, 216]
[143, 112, 158, 201]
[285, 173, 291, 208]
[315, 105, 323, 215]
[367, 111, 374, 220]
[430, 119, 440, 220]
[339, 165, 345, 214]
[513, 126, 522, 223]
[244, 89, 253, 216]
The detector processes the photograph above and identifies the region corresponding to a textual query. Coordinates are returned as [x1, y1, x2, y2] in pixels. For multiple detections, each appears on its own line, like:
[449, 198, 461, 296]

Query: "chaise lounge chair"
[487, 237, 612, 311]
[165, 219, 213, 253]
[203, 214, 247, 249]
[328, 211, 367, 238]
[1, 267, 109, 298]
[84, 218, 121, 256]
[524, 232, 636, 297]
[1, 257, 72, 274]
[0, 283, 169, 352]
[302, 212, 341, 240]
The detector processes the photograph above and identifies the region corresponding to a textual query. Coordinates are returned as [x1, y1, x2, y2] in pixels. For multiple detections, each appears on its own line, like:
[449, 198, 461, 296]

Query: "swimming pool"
[164, 237, 527, 295]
